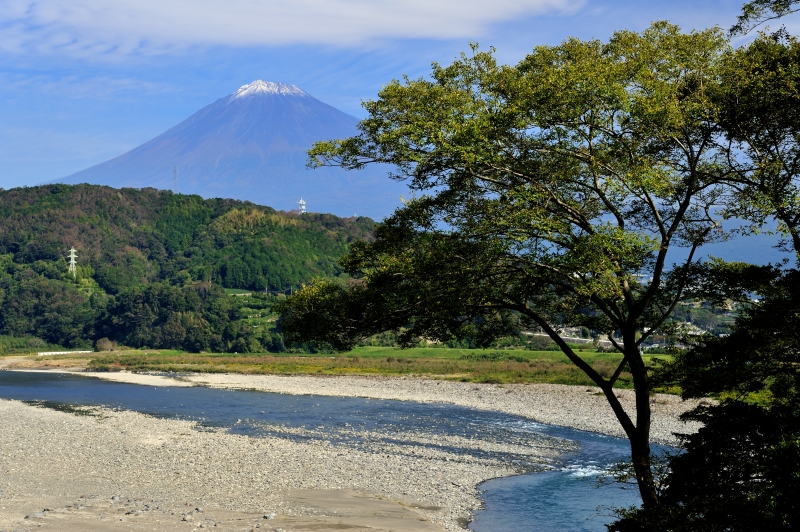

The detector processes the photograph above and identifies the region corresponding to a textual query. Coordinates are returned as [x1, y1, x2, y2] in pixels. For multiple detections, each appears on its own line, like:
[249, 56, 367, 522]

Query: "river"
[0, 370, 646, 531]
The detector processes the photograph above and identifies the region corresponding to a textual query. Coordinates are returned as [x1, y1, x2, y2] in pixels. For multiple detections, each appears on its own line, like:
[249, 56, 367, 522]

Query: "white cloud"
[0, 0, 583, 56]
[1, 73, 177, 100]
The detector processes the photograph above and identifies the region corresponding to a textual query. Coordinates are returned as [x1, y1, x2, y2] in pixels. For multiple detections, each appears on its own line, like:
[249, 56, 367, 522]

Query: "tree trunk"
[624, 334, 659, 507]
[630, 427, 658, 507]
[541, 317, 660, 506]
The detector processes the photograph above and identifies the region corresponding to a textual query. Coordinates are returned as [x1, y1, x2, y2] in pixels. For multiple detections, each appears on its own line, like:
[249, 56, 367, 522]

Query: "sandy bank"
[2, 398, 541, 531]
[0, 367, 705, 531]
[6, 368, 194, 387]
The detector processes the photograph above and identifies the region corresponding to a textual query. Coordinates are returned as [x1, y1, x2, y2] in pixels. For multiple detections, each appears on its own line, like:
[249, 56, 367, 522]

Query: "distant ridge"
[54, 81, 404, 219]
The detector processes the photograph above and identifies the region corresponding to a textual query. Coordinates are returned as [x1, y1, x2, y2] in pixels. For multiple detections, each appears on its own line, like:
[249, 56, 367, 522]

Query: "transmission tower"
[297, 198, 306, 214]
[67, 247, 78, 279]
[173, 166, 179, 193]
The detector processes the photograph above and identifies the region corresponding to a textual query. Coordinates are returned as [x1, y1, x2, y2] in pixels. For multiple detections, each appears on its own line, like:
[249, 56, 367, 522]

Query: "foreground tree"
[717, 33, 800, 258]
[610, 269, 800, 531]
[278, 23, 732, 506]
[608, 30, 800, 528]
[732, 0, 800, 35]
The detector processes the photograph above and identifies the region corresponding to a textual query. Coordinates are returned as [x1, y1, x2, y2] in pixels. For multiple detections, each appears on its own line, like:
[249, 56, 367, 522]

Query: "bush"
[95, 337, 118, 352]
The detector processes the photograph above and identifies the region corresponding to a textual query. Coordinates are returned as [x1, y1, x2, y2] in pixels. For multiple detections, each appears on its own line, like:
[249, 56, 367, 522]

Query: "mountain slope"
[0, 184, 374, 293]
[0, 183, 376, 352]
[56, 81, 404, 219]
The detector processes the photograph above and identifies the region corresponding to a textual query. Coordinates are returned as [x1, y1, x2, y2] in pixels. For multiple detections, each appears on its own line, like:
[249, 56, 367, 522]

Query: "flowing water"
[0, 370, 646, 531]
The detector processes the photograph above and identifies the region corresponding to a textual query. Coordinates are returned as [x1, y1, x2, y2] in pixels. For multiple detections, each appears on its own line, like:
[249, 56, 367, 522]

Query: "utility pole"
[67, 247, 78, 279]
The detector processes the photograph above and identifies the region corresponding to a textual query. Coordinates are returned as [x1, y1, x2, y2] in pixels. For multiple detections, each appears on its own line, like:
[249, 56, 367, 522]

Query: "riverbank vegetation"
[3, 346, 671, 387]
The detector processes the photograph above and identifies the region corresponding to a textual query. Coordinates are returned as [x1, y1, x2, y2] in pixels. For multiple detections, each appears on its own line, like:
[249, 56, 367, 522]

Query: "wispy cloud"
[0, 72, 178, 100]
[0, 0, 583, 57]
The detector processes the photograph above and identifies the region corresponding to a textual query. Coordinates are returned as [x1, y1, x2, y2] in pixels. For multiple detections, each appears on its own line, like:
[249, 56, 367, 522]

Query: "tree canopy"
[716, 33, 800, 257]
[732, 0, 800, 35]
[607, 25, 800, 529]
[279, 22, 735, 506]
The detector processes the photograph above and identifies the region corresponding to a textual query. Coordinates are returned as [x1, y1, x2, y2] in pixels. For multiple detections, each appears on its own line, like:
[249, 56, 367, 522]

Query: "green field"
[223, 288, 254, 295]
[58, 346, 671, 388]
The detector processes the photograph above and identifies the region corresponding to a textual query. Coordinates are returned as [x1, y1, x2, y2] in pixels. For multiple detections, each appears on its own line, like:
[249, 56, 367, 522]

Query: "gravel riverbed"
[0, 372, 705, 531]
[0, 398, 528, 531]
[182, 373, 705, 446]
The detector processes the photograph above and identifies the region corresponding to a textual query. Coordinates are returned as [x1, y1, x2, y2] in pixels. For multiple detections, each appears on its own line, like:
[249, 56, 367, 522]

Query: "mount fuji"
[54, 80, 404, 219]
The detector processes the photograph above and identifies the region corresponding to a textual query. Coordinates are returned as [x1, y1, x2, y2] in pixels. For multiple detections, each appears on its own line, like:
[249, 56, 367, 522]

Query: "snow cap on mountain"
[231, 80, 307, 99]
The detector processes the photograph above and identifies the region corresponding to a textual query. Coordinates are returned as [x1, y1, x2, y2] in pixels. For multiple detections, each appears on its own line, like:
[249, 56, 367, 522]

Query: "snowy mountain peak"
[231, 80, 307, 99]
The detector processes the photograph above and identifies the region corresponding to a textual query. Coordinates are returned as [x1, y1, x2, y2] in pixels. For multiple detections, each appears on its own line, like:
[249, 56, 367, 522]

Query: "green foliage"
[715, 33, 800, 259]
[0, 184, 373, 352]
[0, 268, 98, 347]
[285, 23, 735, 505]
[617, 261, 800, 530]
[359, 330, 399, 347]
[98, 282, 243, 352]
[607, 22, 800, 528]
[731, 1, 800, 35]
[276, 278, 368, 350]
[609, 402, 800, 532]
[460, 351, 528, 363]
[0, 185, 374, 293]
[661, 270, 800, 401]
[0, 335, 60, 354]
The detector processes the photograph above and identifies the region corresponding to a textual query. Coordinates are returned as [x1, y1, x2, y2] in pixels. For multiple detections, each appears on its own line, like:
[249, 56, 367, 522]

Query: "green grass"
[78, 346, 671, 388]
[0, 335, 65, 355]
[223, 288, 253, 295]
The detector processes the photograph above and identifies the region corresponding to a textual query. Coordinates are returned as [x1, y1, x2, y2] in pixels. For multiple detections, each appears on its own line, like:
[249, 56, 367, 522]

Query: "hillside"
[0, 184, 373, 292]
[0, 184, 373, 351]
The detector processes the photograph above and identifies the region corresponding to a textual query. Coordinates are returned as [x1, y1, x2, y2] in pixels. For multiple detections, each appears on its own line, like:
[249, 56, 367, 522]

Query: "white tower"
[67, 247, 78, 279]
[297, 198, 306, 214]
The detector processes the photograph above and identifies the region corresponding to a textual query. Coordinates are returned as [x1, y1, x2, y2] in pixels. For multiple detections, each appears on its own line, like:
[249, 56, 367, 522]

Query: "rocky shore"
[0, 371, 705, 531]
[0, 397, 557, 532]
[181, 373, 704, 446]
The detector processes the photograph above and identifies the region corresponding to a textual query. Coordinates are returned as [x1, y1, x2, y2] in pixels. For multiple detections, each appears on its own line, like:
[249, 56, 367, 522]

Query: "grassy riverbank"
[3, 347, 671, 387]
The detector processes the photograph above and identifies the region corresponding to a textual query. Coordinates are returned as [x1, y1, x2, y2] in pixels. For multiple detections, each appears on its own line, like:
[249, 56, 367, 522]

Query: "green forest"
[0, 184, 374, 352]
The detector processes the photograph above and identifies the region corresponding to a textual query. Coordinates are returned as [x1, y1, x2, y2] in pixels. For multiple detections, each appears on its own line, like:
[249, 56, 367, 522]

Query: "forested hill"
[0, 184, 373, 352]
[0, 184, 374, 293]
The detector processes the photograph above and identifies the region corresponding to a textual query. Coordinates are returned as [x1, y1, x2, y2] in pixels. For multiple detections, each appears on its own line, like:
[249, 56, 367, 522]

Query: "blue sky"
[1, 0, 796, 190]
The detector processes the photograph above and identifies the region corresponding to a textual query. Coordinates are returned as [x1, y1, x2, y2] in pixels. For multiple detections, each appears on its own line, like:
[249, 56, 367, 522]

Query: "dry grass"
[4, 347, 670, 388]
[85, 350, 660, 387]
